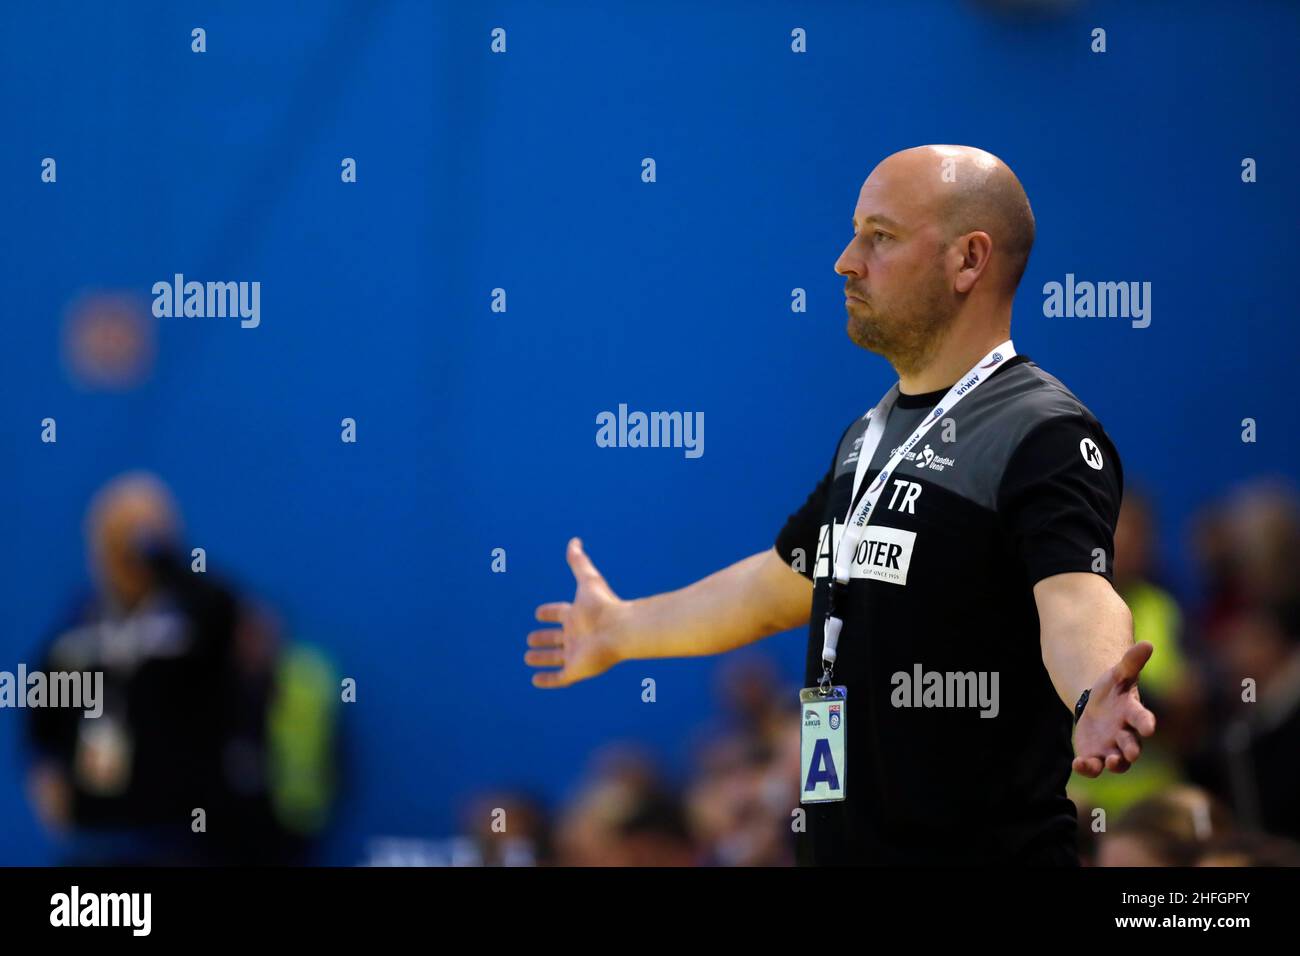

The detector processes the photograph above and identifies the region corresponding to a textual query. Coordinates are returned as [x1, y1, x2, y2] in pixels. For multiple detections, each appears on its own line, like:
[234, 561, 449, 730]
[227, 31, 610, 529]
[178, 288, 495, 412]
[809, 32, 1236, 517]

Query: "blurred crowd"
[445, 655, 802, 868]
[452, 479, 1300, 867]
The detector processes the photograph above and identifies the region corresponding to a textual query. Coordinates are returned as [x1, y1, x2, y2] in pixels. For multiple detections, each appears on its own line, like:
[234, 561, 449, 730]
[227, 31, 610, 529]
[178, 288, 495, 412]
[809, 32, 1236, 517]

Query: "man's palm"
[1072, 641, 1158, 777]
[525, 538, 622, 688]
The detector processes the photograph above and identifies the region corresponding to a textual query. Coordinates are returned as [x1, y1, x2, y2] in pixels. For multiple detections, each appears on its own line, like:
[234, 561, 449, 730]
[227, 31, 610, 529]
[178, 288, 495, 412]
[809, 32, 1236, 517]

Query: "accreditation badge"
[75, 714, 134, 797]
[799, 685, 846, 803]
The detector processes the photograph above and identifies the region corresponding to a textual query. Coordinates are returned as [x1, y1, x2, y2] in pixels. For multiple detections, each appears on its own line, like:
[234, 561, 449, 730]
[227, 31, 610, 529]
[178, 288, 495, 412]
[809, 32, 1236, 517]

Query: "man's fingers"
[1076, 743, 1137, 776]
[1116, 729, 1141, 763]
[524, 648, 564, 668]
[1127, 699, 1157, 737]
[1073, 756, 1103, 777]
[1104, 752, 1131, 773]
[535, 602, 570, 624]
[531, 669, 570, 689]
[527, 628, 564, 649]
[1114, 641, 1154, 684]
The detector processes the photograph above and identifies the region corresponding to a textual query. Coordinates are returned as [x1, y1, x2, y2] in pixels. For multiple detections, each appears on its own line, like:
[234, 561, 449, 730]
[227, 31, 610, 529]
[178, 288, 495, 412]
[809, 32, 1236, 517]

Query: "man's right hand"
[525, 542, 813, 689]
[525, 537, 625, 688]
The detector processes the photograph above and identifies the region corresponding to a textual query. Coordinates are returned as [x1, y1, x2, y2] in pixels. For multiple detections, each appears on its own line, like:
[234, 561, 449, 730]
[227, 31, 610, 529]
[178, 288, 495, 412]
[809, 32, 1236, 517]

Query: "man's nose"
[835, 239, 864, 278]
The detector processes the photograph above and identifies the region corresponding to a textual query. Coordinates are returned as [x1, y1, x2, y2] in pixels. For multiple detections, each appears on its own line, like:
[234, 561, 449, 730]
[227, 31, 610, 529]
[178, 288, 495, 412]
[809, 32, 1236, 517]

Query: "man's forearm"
[611, 549, 812, 663]
[1037, 573, 1135, 711]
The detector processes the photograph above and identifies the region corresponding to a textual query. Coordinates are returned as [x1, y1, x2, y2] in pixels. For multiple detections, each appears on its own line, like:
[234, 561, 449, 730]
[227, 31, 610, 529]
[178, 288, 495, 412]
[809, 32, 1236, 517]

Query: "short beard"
[846, 276, 956, 377]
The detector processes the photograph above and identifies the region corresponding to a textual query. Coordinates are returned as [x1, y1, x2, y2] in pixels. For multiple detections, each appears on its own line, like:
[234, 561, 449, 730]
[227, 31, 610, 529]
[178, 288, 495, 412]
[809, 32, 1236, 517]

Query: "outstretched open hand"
[1072, 641, 1157, 777]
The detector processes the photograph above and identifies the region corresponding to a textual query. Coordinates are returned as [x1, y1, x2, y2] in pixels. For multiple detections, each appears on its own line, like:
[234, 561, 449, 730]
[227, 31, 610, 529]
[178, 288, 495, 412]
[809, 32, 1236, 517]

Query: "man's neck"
[896, 324, 1012, 395]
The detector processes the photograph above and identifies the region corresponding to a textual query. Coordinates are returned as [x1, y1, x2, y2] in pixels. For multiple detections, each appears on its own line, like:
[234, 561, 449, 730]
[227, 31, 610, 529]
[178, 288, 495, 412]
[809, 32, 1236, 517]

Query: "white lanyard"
[819, 339, 1016, 679]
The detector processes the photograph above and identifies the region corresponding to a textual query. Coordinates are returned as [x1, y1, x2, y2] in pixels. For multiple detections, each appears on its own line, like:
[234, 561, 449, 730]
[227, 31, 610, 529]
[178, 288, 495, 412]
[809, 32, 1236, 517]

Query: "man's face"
[89, 486, 176, 608]
[835, 163, 957, 371]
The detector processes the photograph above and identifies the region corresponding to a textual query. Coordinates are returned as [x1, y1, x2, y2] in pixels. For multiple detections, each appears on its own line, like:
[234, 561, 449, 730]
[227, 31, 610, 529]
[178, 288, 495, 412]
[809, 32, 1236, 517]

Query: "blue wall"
[2, 0, 1296, 863]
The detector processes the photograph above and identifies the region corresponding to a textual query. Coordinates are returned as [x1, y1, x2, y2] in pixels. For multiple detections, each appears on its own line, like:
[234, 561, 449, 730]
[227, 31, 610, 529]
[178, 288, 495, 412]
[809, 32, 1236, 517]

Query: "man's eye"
[873, 231, 891, 243]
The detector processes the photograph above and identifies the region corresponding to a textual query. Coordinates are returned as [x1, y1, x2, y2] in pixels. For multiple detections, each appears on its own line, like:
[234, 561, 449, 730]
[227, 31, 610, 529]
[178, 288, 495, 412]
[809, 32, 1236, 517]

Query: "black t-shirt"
[775, 355, 1123, 865]
[28, 574, 241, 831]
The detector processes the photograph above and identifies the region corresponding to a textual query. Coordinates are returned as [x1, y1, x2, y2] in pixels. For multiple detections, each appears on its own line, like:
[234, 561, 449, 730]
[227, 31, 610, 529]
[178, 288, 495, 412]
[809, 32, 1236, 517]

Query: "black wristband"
[1074, 688, 1091, 724]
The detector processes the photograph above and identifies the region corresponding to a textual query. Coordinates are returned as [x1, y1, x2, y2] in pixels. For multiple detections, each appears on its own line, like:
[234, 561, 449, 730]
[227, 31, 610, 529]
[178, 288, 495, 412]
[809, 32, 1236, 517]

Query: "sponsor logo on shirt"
[814, 521, 917, 586]
[1079, 437, 1104, 470]
[885, 442, 957, 473]
[840, 433, 865, 468]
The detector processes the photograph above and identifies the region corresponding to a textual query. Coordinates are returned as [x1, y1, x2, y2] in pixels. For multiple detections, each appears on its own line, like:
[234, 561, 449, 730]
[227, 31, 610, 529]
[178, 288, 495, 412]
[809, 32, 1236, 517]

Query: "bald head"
[86, 471, 181, 606]
[881, 145, 1036, 294]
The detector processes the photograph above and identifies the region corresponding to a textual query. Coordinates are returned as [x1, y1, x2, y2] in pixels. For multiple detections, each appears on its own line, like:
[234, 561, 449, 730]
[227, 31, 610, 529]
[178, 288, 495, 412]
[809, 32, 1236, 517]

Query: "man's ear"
[953, 231, 993, 294]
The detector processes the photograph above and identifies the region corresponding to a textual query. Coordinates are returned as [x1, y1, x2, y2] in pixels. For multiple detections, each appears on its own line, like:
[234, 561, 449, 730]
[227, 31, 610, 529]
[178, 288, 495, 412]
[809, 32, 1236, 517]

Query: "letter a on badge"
[804, 738, 839, 792]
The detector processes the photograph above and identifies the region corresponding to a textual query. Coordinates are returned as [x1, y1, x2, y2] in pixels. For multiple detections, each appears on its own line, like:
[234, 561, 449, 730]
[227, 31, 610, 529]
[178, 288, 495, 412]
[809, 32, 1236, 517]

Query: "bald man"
[526, 145, 1155, 866]
[27, 473, 264, 863]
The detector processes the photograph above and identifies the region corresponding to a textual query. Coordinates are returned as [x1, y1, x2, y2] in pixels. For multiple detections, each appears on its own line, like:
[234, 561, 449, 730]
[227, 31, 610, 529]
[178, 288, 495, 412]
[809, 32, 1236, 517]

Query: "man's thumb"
[566, 537, 596, 580]
[1115, 641, 1154, 683]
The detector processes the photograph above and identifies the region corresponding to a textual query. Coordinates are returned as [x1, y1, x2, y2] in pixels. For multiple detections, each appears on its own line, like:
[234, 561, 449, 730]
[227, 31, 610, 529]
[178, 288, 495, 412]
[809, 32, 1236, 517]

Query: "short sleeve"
[996, 415, 1123, 585]
[775, 421, 855, 582]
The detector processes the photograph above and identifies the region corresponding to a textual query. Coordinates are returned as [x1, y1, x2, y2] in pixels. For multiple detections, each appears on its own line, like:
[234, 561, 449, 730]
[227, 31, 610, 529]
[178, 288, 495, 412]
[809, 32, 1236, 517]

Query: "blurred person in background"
[460, 790, 554, 866]
[613, 789, 697, 867]
[1110, 491, 1196, 724]
[684, 656, 798, 866]
[711, 655, 791, 745]
[25, 472, 338, 864]
[1185, 482, 1300, 844]
[1189, 606, 1300, 843]
[553, 746, 697, 866]
[1192, 481, 1300, 649]
[684, 729, 799, 867]
[1220, 483, 1300, 632]
[1190, 506, 1244, 652]
[1095, 785, 1233, 867]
